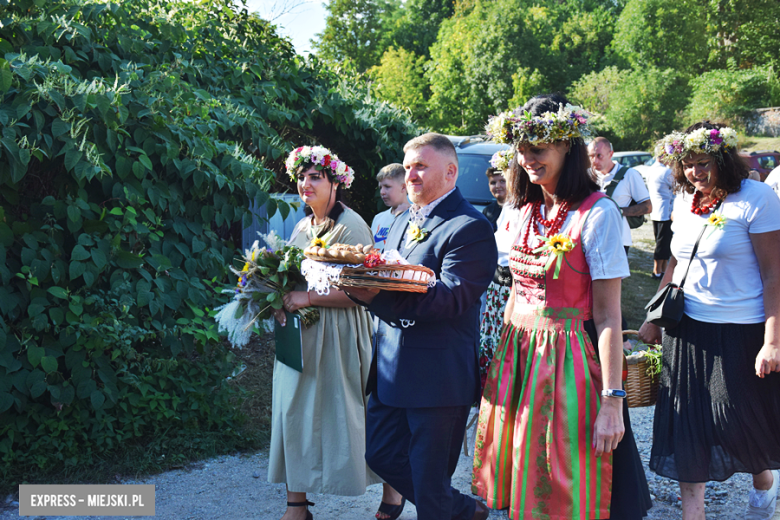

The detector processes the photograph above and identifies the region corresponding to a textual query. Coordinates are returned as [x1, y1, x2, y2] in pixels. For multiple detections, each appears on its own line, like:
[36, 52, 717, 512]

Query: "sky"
[243, 0, 329, 55]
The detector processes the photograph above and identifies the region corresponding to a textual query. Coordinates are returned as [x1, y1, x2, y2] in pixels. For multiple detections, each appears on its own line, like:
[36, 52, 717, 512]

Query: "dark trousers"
[365, 394, 476, 520]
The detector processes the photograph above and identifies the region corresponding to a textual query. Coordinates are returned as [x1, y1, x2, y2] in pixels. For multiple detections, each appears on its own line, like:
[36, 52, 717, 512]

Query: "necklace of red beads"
[690, 191, 722, 215]
[518, 200, 572, 255]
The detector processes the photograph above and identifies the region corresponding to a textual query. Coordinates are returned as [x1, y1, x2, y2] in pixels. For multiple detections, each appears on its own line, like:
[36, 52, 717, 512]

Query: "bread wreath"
[304, 243, 379, 264]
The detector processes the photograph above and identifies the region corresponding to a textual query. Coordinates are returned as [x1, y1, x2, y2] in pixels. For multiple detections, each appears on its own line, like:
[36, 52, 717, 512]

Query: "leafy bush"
[0, 0, 419, 483]
[568, 66, 627, 115]
[603, 67, 690, 149]
[686, 66, 780, 128]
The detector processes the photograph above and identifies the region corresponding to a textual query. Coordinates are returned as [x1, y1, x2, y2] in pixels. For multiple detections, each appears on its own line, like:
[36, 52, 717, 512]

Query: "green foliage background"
[324, 0, 780, 148]
[0, 0, 419, 485]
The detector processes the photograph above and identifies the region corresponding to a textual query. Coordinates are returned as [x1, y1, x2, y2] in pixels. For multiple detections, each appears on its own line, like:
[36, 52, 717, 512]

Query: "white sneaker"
[747, 469, 780, 520]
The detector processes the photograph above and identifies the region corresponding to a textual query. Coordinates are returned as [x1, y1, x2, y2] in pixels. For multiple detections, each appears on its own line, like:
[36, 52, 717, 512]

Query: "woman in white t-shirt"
[639, 121, 780, 520]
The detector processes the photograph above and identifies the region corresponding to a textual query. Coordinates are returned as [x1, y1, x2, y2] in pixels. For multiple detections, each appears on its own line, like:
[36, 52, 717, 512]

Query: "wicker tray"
[304, 253, 362, 264]
[623, 329, 660, 408]
[336, 264, 435, 293]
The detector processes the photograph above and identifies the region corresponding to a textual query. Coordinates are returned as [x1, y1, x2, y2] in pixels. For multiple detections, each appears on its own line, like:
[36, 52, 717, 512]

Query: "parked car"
[447, 135, 509, 212]
[613, 151, 654, 168]
[739, 150, 780, 181]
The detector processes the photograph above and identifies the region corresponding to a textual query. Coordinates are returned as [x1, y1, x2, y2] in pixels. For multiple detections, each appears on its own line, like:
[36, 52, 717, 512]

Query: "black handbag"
[644, 223, 707, 328]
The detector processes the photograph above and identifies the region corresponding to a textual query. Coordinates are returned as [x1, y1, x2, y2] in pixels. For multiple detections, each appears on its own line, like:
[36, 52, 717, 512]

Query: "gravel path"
[2, 222, 778, 520]
[2, 407, 775, 520]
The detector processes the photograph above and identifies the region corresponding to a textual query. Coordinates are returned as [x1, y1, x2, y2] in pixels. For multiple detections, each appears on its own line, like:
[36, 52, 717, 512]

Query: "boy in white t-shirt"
[370, 163, 410, 250]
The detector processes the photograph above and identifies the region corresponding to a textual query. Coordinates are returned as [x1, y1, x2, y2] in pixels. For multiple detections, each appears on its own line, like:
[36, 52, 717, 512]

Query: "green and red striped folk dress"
[472, 192, 612, 520]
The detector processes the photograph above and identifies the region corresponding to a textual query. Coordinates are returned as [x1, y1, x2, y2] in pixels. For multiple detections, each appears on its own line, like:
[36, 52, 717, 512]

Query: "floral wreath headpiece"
[490, 149, 514, 172]
[654, 127, 738, 163]
[285, 146, 355, 189]
[485, 103, 592, 147]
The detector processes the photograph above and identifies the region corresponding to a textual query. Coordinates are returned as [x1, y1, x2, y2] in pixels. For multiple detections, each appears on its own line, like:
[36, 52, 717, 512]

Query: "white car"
[613, 151, 654, 168]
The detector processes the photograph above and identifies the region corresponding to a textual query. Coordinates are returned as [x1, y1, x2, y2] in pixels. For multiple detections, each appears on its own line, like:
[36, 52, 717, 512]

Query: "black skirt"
[584, 321, 652, 519]
[650, 313, 780, 483]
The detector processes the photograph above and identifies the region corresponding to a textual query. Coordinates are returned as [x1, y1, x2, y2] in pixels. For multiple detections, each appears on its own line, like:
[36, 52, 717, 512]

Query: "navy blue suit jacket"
[367, 188, 498, 408]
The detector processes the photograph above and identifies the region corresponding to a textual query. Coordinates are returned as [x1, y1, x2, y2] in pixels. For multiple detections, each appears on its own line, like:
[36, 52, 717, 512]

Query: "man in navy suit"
[346, 133, 497, 519]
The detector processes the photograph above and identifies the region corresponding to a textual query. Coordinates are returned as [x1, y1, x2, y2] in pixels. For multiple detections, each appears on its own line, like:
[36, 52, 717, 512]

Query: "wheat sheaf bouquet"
[215, 231, 320, 348]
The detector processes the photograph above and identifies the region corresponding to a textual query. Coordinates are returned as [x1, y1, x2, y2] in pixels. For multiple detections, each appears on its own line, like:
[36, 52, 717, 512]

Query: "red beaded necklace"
[519, 200, 571, 254]
[690, 191, 722, 215]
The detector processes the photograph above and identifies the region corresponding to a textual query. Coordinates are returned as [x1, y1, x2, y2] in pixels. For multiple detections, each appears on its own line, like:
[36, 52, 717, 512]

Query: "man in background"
[645, 156, 675, 278]
[371, 163, 409, 251]
[588, 137, 652, 256]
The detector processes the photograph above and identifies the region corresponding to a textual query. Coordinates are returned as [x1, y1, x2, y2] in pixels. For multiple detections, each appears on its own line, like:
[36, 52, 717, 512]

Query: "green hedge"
[0, 0, 419, 481]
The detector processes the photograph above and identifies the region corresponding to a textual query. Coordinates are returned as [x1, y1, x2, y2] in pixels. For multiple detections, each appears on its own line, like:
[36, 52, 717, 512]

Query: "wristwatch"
[601, 389, 627, 398]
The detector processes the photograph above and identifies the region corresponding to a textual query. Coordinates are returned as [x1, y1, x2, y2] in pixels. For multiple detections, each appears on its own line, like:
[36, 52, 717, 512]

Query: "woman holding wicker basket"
[639, 122, 780, 520]
[471, 93, 651, 519]
[268, 146, 403, 520]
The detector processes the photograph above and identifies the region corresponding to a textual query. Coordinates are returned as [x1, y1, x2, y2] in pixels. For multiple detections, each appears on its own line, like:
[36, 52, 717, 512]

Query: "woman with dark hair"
[639, 122, 780, 520]
[268, 146, 403, 520]
[472, 93, 651, 519]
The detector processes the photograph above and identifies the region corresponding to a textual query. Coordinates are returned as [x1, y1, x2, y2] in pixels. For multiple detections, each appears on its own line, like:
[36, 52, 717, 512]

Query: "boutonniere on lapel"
[406, 222, 429, 247]
[533, 233, 576, 279]
[705, 212, 726, 237]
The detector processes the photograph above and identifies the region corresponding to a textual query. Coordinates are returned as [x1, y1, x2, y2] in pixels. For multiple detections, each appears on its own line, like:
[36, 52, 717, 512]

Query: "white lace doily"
[300, 258, 361, 295]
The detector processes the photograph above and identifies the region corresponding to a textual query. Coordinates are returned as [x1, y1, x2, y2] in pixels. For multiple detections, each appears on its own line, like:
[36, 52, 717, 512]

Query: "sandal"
[375, 497, 406, 520]
[287, 500, 314, 520]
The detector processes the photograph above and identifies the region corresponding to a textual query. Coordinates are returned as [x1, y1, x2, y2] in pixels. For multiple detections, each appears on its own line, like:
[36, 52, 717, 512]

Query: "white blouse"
[512, 196, 630, 281]
[671, 179, 780, 324]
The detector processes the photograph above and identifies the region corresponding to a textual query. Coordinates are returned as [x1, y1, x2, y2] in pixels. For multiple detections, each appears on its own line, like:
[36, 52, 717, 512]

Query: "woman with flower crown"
[267, 146, 402, 520]
[471, 93, 651, 519]
[638, 122, 780, 520]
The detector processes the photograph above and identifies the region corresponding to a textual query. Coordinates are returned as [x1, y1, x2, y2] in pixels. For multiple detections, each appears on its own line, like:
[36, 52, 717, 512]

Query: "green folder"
[274, 311, 304, 372]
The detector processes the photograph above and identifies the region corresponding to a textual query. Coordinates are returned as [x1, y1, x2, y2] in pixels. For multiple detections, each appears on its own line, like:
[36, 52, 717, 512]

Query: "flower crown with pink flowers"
[654, 126, 738, 163]
[285, 146, 355, 189]
[485, 103, 592, 146]
[490, 149, 514, 171]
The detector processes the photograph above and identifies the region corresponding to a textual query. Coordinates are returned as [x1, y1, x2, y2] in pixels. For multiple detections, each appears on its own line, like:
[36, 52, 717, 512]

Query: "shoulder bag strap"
[604, 165, 628, 199]
[678, 223, 708, 288]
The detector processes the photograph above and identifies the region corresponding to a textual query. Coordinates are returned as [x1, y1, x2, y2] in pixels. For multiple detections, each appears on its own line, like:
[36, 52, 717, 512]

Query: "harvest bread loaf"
[304, 243, 376, 264]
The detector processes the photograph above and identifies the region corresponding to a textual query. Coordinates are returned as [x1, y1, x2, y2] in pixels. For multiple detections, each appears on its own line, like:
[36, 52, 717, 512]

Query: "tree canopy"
[313, 0, 780, 148]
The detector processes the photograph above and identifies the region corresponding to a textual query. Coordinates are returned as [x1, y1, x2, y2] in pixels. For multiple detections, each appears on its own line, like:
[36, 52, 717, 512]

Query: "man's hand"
[342, 286, 380, 305]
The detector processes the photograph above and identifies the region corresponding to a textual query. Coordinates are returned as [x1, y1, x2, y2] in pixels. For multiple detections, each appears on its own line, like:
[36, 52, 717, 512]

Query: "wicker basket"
[623, 329, 661, 408]
[336, 264, 435, 293]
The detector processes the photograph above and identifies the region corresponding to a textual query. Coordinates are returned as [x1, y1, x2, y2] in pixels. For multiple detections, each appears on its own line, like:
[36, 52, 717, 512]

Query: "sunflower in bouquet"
[215, 232, 320, 347]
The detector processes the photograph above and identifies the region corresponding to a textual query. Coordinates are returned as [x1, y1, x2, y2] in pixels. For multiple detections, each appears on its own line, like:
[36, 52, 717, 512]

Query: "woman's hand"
[283, 291, 310, 313]
[755, 343, 780, 378]
[593, 398, 625, 457]
[638, 320, 662, 345]
[273, 308, 286, 326]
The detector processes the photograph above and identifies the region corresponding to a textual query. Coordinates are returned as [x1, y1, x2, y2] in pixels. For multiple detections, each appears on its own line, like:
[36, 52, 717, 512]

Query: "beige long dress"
[267, 206, 381, 495]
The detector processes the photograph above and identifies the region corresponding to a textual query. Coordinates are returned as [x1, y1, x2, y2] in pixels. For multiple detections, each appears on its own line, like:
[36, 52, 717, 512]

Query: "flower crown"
[654, 127, 738, 162]
[490, 149, 514, 171]
[485, 103, 592, 146]
[285, 146, 355, 189]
